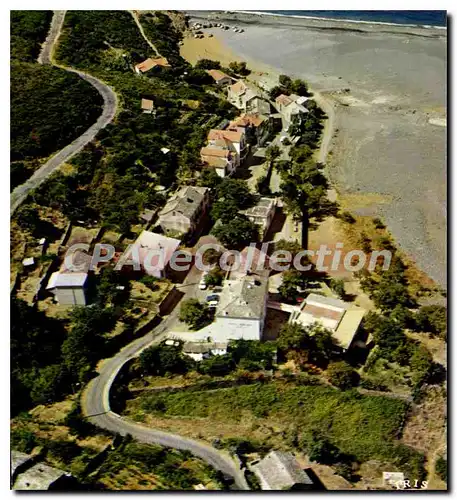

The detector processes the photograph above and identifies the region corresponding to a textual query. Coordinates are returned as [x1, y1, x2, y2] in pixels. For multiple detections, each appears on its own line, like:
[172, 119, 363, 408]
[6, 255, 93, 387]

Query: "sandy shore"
[182, 12, 447, 288]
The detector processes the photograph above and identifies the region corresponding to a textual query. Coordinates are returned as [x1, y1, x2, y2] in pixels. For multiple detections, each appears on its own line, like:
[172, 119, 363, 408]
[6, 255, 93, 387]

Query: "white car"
[199, 272, 209, 290]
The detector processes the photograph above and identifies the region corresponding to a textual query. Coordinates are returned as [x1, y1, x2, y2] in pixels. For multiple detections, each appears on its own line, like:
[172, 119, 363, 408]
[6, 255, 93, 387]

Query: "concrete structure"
[200, 146, 237, 177]
[206, 69, 233, 86]
[207, 270, 269, 342]
[46, 272, 88, 306]
[134, 57, 170, 74]
[207, 128, 246, 163]
[275, 93, 309, 129]
[158, 186, 210, 237]
[229, 113, 271, 146]
[250, 451, 315, 490]
[239, 197, 277, 240]
[141, 98, 154, 114]
[131, 230, 181, 278]
[227, 80, 261, 110]
[11, 451, 76, 491]
[182, 341, 228, 361]
[289, 293, 365, 351]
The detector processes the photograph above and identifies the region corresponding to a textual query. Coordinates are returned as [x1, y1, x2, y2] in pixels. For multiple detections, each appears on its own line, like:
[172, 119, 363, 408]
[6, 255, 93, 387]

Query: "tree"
[369, 315, 406, 355]
[197, 354, 235, 376]
[97, 266, 130, 305]
[215, 178, 253, 209]
[204, 267, 224, 287]
[265, 145, 281, 164]
[326, 361, 359, 389]
[290, 78, 309, 96]
[15, 204, 40, 231]
[228, 61, 249, 75]
[277, 322, 309, 352]
[372, 280, 412, 311]
[409, 345, 433, 385]
[330, 278, 346, 299]
[310, 324, 337, 365]
[197, 168, 222, 189]
[211, 198, 240, 223]
[415, 305, 447, 339]
[211, 216, 258, 250]
[435, 456, 447, 482]
[178, 299, 211, 330]
[279, 74, 292, 88]
[275, 239, 303, 256]
[195, 58, 221, 69]
[139, 341, 194, 376]
[228, 339, 276, 370]
[303, 432, 342, 464]
[279, 270, 307, 303]
[269, 85, 288, 100]
[279, 160, 337, 249]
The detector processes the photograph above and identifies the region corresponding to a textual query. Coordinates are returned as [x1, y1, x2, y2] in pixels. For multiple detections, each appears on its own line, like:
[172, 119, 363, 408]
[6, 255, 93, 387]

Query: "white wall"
[55, 287, 86, 306]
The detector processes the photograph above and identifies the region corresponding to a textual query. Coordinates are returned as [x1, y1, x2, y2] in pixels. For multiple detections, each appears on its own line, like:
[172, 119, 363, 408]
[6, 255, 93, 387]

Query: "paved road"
[82, 265, 249, 490]
[11, 11, 118, 214]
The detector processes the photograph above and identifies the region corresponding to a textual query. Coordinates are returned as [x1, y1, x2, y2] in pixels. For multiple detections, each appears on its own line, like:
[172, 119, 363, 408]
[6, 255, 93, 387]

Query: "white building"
[275, 93, 309, 130]
[46, 272, 88, 306]
[289, 293, 365, 351]
[182, 342, 228, 362]
[130, 231, 181, 278]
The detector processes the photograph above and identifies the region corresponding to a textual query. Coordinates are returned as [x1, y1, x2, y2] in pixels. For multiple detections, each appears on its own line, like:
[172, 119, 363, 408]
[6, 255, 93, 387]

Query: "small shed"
[46, 272, 88, 306]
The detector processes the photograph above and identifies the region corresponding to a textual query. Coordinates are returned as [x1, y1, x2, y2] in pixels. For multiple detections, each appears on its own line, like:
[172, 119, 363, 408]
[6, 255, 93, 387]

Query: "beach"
[182, 11, 447, 288]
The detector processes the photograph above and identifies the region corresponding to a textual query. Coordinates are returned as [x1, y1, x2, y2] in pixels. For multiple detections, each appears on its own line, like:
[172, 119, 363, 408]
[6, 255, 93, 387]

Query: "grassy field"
[126, 380, 424, 477]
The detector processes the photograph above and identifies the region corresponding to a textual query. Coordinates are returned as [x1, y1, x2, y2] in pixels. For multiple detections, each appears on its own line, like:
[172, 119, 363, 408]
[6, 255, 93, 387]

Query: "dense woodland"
[21, 10, 236, 233]
[10, 10, 52, 62]
[11, 63, 103, 162]
[10, 11, 104, 190]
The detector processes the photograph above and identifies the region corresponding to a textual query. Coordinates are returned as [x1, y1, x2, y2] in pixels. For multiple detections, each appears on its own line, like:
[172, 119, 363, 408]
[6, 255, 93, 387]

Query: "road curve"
[11, 11, 118, 214]
[82, 312, 249, 490]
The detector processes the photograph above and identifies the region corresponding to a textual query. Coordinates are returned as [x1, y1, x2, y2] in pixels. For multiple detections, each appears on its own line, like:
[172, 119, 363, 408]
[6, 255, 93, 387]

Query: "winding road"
[82, 266, 249, 490]
[10, 11, 118, 214]
[12, 10, 248, 489]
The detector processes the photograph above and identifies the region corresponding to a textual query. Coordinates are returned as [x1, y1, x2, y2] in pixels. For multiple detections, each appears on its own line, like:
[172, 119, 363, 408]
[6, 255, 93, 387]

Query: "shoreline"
[180, 20, 446, 289]
[231, 10, 447, 30]
[189, 10, 446, 38]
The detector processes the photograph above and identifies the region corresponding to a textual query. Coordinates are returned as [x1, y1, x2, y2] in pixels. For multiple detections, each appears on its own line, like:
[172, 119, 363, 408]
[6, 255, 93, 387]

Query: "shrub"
[435, 456, 447, 482]
[339, 211, 355, 224]
[326, 362, 359, 390]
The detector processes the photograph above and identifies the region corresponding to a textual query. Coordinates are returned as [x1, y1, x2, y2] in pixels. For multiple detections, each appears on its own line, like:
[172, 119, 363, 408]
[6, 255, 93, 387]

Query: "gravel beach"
[188, 11, 447, 288]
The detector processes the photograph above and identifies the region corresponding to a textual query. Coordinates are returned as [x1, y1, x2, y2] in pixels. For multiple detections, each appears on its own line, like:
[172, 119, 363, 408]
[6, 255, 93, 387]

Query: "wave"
[227, 10, 447, 31]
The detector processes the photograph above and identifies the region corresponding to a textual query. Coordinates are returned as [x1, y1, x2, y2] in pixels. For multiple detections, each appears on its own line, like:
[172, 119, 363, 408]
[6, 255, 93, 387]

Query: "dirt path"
[130, 10, 160, 57]
[10, 10, 118, 214]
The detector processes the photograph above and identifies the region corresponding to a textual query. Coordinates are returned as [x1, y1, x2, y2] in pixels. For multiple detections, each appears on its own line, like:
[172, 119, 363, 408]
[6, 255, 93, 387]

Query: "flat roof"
[46, 272, 88, 289]
[334, 309, 365, 350]
[305, 293, 347, 311]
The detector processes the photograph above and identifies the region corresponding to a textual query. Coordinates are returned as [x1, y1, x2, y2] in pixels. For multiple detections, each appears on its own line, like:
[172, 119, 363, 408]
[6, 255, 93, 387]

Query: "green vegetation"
[24, 10, 235, 232]
[179, 298, 211, 330]
[228, 61, 250, 76]
[326, 361, 359, 389]
[138, 380, 423, 477]
[11, 298, 119, 415]
[279, 269, 308, 303]
[140, 340, 195, 376]
[211, 216, 259, 250]
[435, 456, 447, 482]
[95, 435, 224, 490]
[11, 63, 103, 162]
[414, 305, 447, 340]
[204, 267, 224, 287]
[277, 322, 337, 367]
[11, 10, 52, 62]
[278, 151, 336, 249]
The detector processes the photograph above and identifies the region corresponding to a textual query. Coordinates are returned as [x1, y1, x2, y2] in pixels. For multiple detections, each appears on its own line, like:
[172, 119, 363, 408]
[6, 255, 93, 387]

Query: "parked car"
[205, 294, 220, 307]
[199, 272, 209, 290]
